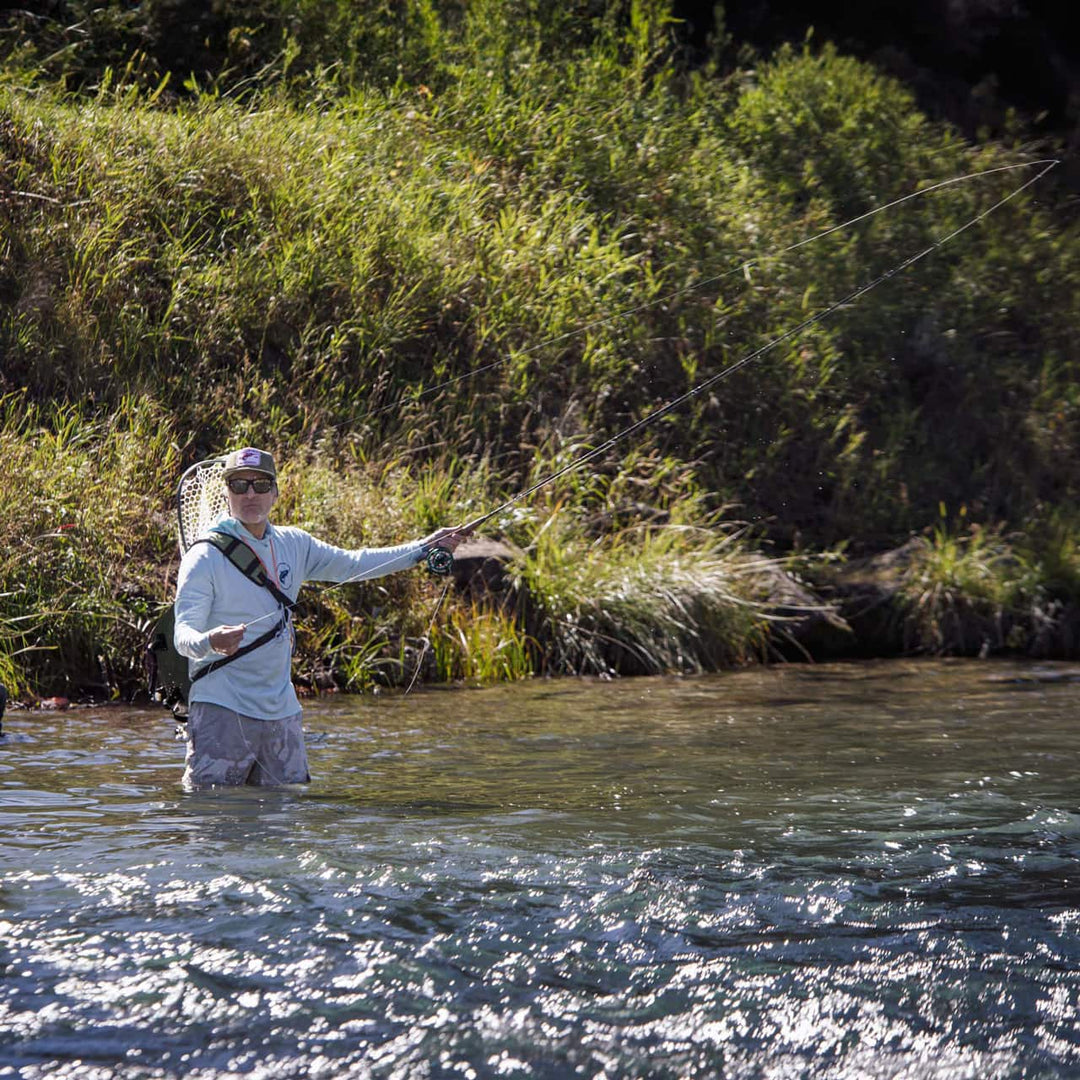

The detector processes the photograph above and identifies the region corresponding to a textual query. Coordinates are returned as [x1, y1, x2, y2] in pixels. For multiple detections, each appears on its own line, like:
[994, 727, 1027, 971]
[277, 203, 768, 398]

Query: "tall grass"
[0, 396, 181, 696]
[1020, 509, 1080, 605]
[515, 508, 767, 676]
[2, 33, 1074, 549]
[898, 512, 1014, 654]
[897, 506, 1080, 656]
[432, 603, 533, 684]
[0, 394, 774, 695]
[0, 2, 1077, 692]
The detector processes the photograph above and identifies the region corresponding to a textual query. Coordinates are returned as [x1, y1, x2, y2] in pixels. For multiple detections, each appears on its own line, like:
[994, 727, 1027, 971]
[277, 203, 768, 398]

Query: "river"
[2, 659, 1079, 1078]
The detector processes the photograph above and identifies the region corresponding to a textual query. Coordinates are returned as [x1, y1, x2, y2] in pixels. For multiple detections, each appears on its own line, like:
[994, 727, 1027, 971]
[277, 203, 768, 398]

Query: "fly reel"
[424, 545, 455, 576]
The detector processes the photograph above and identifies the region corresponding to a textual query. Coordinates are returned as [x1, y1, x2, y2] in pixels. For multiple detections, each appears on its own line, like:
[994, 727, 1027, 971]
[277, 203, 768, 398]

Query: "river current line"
[235, 157, 1059, 640]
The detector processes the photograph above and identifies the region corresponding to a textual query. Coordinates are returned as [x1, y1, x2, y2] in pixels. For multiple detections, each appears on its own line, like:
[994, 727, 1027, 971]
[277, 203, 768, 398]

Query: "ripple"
[3, 662, 1080, 1077]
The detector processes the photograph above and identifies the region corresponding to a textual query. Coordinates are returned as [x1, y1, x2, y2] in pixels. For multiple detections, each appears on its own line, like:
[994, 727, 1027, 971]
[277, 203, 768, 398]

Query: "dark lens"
[227, 477, 273, 494]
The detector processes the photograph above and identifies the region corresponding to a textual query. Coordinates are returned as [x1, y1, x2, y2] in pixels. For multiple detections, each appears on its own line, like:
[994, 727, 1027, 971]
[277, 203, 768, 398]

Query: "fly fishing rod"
[191, 159, 1059, 671]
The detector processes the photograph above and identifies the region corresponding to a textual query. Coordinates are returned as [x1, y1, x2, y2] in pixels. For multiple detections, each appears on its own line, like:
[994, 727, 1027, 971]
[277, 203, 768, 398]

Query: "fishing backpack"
[145, 532, 296, 715]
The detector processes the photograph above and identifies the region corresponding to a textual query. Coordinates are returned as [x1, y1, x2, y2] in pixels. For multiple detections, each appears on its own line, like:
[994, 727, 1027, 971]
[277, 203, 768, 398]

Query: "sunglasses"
[226, 477, 275, 494]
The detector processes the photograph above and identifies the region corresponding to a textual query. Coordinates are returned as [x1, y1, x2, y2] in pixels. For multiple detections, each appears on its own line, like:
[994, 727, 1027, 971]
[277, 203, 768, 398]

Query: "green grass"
[515, 509, 768, 676]
[896, 506, 1080, 656]
[1, 2, 1078, 694]
[1019, 509, 1080, 605]
[432, 602, 534, 684]
[3, 38, 1073, 548]
[0, 397, 181, 697]
[899, 514, 1013, 654]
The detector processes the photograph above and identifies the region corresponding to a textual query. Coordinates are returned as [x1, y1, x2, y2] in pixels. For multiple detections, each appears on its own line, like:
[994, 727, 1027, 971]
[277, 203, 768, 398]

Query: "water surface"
[2, 660, 1080, 1078]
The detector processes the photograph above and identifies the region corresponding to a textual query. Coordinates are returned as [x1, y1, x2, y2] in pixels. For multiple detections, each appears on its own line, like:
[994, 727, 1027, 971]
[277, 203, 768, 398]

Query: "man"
[173, 446, 464, 790]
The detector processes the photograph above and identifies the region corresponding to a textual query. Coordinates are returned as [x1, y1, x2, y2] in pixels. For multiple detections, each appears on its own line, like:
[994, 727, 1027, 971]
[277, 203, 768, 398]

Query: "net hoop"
[177, 458, 228, 555]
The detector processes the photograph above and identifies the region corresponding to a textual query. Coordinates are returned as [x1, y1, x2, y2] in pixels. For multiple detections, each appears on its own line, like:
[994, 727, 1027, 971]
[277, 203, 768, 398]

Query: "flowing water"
[2, 659, 1080, 1079]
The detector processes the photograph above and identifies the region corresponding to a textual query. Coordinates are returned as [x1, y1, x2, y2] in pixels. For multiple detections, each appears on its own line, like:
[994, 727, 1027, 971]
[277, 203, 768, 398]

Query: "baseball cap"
[222, 447, 277, 479]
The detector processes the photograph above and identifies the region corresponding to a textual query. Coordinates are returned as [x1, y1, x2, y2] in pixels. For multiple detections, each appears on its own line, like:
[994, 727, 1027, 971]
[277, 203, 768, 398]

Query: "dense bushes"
[1, 2, 1077, 695]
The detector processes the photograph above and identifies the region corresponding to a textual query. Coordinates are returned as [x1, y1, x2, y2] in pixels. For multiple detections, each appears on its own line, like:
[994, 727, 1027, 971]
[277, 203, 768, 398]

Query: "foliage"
[2, 26, 1073, 547]
[0, 2, 1078, 693]
[896, 505, 1080, 656]
[1021, 509, 1080, 606]
[432, 602, 533, 684]
[897, 510, 1010, 653]
[515, 509, 767, 676]
[0, 397, 180, 697]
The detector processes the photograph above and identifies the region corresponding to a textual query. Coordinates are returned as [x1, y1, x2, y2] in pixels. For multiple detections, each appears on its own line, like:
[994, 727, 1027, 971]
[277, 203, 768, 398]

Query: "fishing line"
[240, 158, 1059, 681]
[315, 156, 1059, 583]
[340, 159, 1059, 428]
[457, 157, 1060, 537]
[403, 577, 454, 695]
[231, 709, 288, 787]
[241, 155, 1059, 629]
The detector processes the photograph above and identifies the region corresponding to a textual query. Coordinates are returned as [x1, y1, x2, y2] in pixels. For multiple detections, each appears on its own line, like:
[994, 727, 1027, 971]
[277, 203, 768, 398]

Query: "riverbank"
[1, 5, 1077, 700]
[2, 509, 1078, 711]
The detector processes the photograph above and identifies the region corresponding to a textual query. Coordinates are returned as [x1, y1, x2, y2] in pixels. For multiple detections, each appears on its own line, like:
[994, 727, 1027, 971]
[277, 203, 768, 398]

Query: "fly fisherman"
[173, 447, 464, 790]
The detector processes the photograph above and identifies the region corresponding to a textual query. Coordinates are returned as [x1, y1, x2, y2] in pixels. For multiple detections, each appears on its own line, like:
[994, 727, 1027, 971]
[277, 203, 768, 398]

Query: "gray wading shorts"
[183, 701, 310, 789]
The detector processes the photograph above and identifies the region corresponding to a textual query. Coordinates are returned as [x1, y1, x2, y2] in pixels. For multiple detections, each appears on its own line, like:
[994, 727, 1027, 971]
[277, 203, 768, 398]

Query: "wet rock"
[812, 539, 927, 657]
[755, 565, 854, 660]
[450, 536, 522, 606]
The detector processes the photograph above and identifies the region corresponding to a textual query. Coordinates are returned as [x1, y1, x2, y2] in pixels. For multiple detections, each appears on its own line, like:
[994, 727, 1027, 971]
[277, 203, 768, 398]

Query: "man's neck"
[240, 520, 269, 540]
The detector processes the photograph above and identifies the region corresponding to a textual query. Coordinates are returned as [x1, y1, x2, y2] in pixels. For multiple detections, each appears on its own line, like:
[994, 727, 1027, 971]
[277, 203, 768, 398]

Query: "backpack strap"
[189, 617, 287, 685]
[198, 532, 297, 611]
[185, 531, 298, 685]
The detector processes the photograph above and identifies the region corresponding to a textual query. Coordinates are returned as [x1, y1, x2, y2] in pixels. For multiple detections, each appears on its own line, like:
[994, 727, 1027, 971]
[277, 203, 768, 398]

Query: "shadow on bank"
[767, 538, 1080, 663]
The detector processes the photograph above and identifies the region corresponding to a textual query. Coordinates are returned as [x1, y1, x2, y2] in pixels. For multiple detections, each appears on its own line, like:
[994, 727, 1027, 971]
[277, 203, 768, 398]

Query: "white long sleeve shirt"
[173, 517, 425, 719]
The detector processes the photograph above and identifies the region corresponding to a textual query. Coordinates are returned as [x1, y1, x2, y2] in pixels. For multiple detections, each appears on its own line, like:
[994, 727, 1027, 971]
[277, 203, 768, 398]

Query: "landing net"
[177, 458, 228, 555]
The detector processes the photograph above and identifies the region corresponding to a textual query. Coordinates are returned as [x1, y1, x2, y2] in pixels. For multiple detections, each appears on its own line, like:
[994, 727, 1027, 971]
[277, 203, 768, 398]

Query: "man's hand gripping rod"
[421, 516, 484, 576]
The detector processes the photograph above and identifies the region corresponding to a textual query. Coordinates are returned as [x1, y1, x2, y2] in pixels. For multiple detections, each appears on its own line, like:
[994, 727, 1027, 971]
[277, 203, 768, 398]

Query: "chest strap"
[188, 532, 297, 686]
[200, 532, 297, 611]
